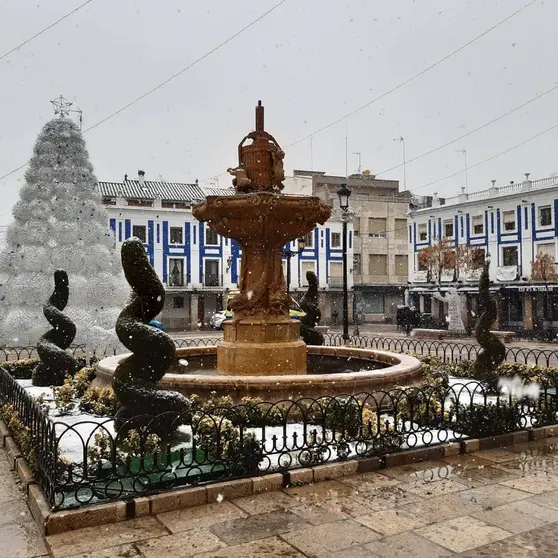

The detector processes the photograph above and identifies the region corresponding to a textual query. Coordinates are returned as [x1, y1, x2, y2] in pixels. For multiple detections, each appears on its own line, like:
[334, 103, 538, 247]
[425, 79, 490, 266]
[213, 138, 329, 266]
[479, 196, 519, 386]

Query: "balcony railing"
[204, 275, 221, 287]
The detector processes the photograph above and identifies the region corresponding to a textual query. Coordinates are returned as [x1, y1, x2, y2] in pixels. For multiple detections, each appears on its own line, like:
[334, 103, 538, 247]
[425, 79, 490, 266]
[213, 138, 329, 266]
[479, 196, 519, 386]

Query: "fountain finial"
[227, 103, 285, 193]
[255, 100, 264, 132]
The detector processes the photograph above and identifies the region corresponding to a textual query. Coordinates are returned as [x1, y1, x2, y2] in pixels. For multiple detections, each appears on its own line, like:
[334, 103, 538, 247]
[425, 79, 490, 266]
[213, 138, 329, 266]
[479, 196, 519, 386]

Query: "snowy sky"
[1, 0, 557, 225]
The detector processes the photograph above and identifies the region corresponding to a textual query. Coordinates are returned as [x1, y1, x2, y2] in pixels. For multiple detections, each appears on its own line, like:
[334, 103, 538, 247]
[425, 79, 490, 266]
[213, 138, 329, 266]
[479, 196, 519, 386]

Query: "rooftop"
[98, 180, 207, 202]
[414, 174, 558, 213]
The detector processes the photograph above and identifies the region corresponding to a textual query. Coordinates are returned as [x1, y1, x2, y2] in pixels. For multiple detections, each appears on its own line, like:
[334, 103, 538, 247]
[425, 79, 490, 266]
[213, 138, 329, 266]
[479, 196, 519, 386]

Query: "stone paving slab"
[9, 437, 558, 556]
[0, 446, 48, 557]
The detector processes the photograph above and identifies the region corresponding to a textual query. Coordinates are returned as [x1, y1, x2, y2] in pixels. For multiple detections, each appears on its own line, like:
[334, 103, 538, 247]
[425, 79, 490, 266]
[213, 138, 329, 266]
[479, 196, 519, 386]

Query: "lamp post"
[283, 237, 306, 294]
[337, 183, 351, 344]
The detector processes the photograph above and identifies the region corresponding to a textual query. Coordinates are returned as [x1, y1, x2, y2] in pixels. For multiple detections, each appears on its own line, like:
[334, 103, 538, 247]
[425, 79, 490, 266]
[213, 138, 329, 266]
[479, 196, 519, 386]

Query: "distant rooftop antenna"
[353, 152, 362, 174]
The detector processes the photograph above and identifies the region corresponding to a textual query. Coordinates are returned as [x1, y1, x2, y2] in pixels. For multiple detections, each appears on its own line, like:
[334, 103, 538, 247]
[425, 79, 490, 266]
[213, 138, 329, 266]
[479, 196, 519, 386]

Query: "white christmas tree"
[0, 109, 128, 349]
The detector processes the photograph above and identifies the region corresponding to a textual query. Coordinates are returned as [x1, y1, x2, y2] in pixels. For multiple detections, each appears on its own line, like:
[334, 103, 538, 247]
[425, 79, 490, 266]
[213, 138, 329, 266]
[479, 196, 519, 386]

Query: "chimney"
[138, 170, 145, 185]
[432, 192, 440, 208]
[488, 179, 497, 197]
[458, 186, 468, 203]
[124, 173, 128, 182]
[522, 172, 532, 192]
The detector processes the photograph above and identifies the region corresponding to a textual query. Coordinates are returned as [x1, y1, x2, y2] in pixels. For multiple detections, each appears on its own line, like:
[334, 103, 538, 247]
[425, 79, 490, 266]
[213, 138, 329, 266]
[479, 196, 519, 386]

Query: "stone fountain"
[96, 102, 421, 403]
[192, 101, 330, 376]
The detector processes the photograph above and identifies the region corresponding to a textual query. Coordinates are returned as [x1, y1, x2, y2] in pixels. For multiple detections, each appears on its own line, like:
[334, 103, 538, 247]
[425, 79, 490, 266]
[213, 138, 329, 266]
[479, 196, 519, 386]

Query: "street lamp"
[337, 183, 351, 344]
[283, 236, 306, 294]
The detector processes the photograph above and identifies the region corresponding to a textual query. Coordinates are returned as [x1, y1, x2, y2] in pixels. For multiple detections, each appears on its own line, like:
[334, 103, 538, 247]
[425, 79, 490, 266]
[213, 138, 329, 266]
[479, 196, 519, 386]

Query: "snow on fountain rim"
[96, 345, 422, 385]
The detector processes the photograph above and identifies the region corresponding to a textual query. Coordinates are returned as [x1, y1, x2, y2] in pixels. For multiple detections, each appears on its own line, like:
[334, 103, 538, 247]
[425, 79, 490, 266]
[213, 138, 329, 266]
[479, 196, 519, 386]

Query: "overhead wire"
[374, 81, 558, 177]
[338, 120, 558, 238]
[0, 0, 289, 182]
[283, 0, 539, 150]
[0, 0, 95, 63]
[203, 0, 541, 184]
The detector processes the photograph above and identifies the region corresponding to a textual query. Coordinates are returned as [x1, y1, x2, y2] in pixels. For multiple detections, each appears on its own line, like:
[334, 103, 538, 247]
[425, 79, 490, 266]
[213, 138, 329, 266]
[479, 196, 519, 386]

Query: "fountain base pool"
[95, 346, 422, 403]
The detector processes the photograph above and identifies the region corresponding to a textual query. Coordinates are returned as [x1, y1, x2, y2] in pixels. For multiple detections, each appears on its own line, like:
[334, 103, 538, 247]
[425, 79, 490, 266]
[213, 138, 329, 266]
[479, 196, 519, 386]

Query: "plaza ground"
[4, 437, 558, 556]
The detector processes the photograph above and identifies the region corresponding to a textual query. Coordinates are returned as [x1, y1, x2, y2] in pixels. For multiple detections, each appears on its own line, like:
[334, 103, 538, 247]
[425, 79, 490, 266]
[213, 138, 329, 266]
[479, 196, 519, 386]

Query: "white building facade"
[97, 174, 353, 330]
[408, 174, 558, 333]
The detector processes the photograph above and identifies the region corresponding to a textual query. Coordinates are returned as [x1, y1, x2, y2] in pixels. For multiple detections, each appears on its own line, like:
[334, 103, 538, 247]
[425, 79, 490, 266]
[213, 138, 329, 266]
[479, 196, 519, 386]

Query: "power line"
[341, 122, 558, 238]
[284, 0, 539, 150]
[0, 0, 95, 63]
[83, 0, 288, 134]
[375, 81, 558, 177]
[0, 0, 288, 182]
[411, 121, 558, 193]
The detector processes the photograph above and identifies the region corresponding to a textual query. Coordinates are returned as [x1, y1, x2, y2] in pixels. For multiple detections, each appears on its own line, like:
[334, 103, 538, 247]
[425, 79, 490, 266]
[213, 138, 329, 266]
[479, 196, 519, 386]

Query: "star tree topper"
[50, 95, 73, 117]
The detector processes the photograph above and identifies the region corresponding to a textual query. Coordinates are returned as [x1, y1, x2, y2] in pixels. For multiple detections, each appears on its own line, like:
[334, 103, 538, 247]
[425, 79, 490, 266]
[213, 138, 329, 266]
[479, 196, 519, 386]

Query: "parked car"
[210, 310, 227, 330]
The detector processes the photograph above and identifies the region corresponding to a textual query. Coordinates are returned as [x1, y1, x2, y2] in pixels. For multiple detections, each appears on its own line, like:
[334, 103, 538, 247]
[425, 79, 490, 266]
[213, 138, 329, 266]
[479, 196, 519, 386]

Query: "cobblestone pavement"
[5, 438, 558, 556]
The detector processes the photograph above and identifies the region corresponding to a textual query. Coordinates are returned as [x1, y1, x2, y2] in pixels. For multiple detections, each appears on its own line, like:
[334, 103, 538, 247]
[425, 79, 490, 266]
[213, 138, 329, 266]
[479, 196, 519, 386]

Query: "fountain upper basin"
[95, 346, 422, 402]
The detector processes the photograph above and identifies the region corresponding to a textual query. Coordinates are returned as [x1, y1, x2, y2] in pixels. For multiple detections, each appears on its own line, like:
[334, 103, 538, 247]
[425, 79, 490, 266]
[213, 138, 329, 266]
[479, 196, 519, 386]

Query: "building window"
[369, 254, 387, 275]
[353, 221, 359, 237]
[395, 255, 408, 276]
[472, 215, 484, 235]
[205, 228, 219, 246]
[168, 258, 184, 286]
[353, 254, 361, 275]
[102, 197, 116, 205]
[394, 219, 407, 241]
[173, 296, 184, 309]
[303, 232, 314, 248]
[444, 220, 454, 238]
[362, 293, 385, 314]
[331, 232, 341, 248]
[329, 261, 343, 281]
[132, 225, 146, 242]
[369, 218, 387, 238]
[204, 259, 220, 286]
[418, 223, 427, 241]
[536, 242, 555, 259]
[417, 249, 428, 271]
[170, 227, 183, 244]
[543, 293, 558, 321]
[502, 246, 519, 266]
[472, 247, 486, 268]
[539, 205, 552, 227]
[301, 261, 315, 285]
[503, 210, 516, 232]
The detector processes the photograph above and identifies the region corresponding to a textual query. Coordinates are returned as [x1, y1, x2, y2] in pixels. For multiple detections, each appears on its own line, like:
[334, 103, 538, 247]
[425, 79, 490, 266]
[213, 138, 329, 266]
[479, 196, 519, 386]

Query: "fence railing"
[1, 362, 556, 511]
[3, 334, 558, 367]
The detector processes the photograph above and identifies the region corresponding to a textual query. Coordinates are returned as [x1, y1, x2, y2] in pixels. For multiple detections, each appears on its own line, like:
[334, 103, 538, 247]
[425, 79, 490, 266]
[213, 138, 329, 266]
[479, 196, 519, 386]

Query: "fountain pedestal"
[220, 315, 306, 375]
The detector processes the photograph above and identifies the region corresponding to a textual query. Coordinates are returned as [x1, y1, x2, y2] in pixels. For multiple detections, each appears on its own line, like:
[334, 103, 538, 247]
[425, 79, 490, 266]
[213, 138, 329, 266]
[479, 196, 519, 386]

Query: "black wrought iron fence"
[323, 334, 558, 367]
[2, 335, 558, 366]
[2, 358, 557, 511]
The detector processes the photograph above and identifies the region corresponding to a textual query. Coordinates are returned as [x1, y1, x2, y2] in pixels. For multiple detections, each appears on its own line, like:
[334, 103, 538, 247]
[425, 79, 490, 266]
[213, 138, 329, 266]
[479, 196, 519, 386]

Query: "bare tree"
[532, 252, 558, 282]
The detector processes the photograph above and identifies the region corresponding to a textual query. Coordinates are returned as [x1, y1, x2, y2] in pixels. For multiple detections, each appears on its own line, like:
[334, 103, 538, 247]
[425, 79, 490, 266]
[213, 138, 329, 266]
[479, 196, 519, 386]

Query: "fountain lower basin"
[95, 346, 422, 402]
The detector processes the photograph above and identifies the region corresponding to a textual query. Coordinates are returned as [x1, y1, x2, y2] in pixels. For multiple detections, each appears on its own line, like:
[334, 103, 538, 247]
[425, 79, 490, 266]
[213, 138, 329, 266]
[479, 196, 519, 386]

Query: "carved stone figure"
[299, 271, 324, 346]
[112, 238, 191, 435]
[227, 167, 252, 192]
[270, 146, 285, 190]
[473, 262, 505, 381]
[32, 270, 80, 386]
